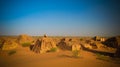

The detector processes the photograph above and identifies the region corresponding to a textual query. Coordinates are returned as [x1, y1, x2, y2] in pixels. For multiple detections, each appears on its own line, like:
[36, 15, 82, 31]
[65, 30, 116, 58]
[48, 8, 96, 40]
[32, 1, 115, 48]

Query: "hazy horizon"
[0, 0, 120, 36]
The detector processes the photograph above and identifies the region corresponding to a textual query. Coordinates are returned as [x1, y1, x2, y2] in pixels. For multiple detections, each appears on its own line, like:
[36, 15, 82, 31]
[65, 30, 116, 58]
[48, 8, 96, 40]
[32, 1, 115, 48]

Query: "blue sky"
[0, 0, 120, 36]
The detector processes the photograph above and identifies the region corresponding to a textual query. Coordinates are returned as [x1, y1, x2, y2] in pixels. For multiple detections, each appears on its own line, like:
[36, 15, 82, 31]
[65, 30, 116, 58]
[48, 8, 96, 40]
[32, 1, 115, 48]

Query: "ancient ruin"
[104, 36, 120, 57]
[57, 38, 81, 51]
[93, 36, 105, 42]
[17, 34, 33, 44]
[0, 38, 17, 50]
[32, 35, 57, 53]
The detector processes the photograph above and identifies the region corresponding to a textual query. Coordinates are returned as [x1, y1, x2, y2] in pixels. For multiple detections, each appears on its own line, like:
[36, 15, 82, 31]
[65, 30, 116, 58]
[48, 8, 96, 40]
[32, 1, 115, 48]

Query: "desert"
[0, 34, 120, 67]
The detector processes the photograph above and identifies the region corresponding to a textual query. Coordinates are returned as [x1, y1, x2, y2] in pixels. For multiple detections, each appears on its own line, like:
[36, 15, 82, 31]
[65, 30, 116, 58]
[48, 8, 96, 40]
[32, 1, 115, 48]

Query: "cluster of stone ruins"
[29, 34, 81, 53]
[0, 34, 120, 58]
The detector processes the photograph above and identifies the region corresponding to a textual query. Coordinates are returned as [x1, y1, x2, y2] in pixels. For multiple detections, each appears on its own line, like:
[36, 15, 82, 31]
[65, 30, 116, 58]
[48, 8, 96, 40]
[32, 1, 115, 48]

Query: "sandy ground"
[0, 45, 120, 67]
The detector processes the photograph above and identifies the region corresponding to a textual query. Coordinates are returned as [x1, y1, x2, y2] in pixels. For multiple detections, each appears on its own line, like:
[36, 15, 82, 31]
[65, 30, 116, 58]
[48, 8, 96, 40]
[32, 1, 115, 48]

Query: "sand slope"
[0, 45, 120, 67]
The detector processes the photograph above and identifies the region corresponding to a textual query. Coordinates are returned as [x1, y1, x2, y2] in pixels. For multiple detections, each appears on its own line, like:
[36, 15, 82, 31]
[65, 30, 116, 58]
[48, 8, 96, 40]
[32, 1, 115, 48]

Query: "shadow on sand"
[81, 44, 115, 57]
[58, 54, 72, 58]
[57, 54, 83, 59]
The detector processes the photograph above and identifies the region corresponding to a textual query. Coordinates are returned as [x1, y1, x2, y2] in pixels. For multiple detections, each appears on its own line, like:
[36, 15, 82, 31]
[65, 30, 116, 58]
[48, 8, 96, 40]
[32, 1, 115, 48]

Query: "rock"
[68, 39, 81, 51]
[40, 35, 57, 53]
[103, 36, 120, 48]
[57, 38, 69, 50]
[2, 38, 18, 50]
[17, 34, 33, 44]
[103, 36, 120, 57]
[115, 46, 120, 58]
[93, 36, 105, 42]
[84, 44, 92, 49]
[32, 35, 57, 53]
[57, 38, 81, 51]
[72, 44, 81, 51]
[32, 39, 41, 53]
[0, 38, 5, 50]
[96, 43, 107, 49]
[90, 43, 97, 49]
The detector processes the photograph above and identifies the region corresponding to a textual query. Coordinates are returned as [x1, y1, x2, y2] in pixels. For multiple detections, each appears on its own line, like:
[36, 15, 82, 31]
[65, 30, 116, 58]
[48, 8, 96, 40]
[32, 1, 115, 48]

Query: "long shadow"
[58, 54, 83, 59]
[81, 44, 115, 57]
[58, 54, 73, 58]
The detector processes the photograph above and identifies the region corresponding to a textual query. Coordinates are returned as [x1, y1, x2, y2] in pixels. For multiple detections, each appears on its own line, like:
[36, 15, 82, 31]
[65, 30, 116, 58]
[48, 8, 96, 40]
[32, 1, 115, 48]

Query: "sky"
[0, 0, 120, 36]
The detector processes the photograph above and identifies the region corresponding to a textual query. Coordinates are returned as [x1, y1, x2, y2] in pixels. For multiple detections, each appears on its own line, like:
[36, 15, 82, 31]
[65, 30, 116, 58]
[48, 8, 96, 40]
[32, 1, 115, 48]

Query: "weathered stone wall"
[17, 34, 33, 44]
[40, 37, 57, 53]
